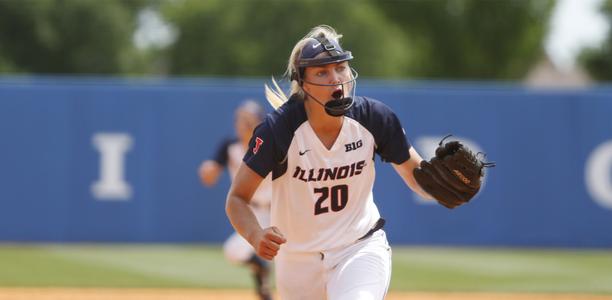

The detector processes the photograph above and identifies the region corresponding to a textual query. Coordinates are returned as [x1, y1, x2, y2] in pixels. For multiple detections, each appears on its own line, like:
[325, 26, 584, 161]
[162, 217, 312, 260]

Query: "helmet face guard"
[300, 68, 358, 117]
[291, 36, 357, 117]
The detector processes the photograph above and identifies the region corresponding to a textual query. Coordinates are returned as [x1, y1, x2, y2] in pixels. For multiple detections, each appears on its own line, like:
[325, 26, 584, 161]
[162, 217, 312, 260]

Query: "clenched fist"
[251, 226, 286, 260]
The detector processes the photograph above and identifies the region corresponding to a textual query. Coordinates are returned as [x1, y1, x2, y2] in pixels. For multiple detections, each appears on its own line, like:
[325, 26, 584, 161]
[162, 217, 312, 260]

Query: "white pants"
[224, 206, 270, 264]
[275, 230, 392, 300]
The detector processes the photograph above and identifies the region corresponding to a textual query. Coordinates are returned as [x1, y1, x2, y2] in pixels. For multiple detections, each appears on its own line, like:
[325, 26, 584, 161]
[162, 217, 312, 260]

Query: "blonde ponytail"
[264, 77, 289, 110]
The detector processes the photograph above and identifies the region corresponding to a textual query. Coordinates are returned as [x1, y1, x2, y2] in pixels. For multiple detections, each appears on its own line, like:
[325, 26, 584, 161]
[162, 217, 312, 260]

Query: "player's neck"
[304, 99, 343, 132]
[304, 100, 343, 150]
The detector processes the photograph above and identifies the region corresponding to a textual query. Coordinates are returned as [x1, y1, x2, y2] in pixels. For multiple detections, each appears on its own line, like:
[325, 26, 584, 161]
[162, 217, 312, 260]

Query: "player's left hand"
[413, 136, 495, 209]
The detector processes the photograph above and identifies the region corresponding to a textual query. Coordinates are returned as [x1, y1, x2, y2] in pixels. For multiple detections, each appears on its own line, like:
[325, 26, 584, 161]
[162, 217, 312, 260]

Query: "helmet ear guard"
[291, 35, 357, 117]
[290, 69, 300, 82]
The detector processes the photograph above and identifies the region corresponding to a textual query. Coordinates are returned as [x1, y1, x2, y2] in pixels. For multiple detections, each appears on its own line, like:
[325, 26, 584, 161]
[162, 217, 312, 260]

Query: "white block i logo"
[91, 133, 133, 200]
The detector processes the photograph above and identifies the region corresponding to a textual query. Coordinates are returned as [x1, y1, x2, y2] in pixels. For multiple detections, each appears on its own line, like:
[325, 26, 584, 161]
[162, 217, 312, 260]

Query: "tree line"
[0, 0, 609, 81]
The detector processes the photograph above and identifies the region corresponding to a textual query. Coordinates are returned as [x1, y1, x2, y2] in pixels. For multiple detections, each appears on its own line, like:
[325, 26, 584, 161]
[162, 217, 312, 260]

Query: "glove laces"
[439, 134, 496, 168]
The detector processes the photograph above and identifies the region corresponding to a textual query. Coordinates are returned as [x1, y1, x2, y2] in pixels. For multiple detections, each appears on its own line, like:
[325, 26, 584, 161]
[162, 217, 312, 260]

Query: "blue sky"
[546, 0, 609, 70]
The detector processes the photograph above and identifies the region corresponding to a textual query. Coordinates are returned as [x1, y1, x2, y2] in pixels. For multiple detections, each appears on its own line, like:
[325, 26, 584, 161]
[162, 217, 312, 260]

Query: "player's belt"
[357, 218, 386, 241]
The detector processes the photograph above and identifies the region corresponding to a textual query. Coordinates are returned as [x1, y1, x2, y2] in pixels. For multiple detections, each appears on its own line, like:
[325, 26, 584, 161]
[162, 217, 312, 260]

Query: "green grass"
[0, 244, 252, 288]
[390, 247, 612, 293]
[0, 244, 610, 293]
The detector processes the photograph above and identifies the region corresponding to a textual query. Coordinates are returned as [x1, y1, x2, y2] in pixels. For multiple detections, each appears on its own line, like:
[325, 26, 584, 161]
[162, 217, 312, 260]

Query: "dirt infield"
[0, 288, 610, 300]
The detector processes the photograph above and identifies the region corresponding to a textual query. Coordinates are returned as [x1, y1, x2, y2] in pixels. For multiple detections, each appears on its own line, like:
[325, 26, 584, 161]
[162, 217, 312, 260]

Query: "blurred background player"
[198, 100, 273, 300]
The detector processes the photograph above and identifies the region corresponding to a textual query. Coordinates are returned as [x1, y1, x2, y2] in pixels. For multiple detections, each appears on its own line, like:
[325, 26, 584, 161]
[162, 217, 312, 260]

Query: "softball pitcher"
[226, 25, 435, 299]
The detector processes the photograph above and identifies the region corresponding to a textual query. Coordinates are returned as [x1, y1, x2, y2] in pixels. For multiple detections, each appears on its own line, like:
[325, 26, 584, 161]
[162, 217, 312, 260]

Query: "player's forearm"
[225, 194, 263, 246]
[404, 172, 434, 200]
[393, 157, 434, 200]
[406, 148, 434, 199]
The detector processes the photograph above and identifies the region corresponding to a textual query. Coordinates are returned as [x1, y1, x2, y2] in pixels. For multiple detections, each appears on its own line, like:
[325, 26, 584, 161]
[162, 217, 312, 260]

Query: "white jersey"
[244, 96, 411, 252]
[212, 139, 272, 208]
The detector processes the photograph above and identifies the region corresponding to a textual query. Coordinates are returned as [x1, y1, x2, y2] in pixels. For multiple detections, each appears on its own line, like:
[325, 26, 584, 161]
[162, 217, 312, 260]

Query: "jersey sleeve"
[243, 120, 277, 178]
[242, 96, 306, 180]
[212, 138, 235, 167]
[367, 99, 411, 164]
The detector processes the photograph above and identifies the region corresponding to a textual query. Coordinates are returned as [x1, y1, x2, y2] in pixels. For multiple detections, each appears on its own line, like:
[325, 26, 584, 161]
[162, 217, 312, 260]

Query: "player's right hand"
[198, 160, 222, 187]
[252, 226, 286, 260]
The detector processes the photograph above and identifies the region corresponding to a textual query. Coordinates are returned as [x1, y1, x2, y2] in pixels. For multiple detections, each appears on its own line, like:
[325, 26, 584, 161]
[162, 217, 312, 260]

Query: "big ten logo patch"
[345, 139, 363, 152]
